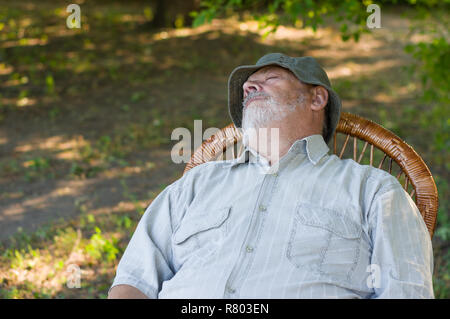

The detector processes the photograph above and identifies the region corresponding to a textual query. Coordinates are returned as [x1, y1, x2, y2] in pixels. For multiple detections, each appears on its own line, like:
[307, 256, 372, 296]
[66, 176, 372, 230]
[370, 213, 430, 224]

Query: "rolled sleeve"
[110, 183, 180, 298]
[368, 185, 434, 298]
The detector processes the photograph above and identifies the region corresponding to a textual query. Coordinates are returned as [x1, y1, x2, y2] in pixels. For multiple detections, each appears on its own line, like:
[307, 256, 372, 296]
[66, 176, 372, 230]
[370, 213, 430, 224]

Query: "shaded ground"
[0, 1, 448, 298]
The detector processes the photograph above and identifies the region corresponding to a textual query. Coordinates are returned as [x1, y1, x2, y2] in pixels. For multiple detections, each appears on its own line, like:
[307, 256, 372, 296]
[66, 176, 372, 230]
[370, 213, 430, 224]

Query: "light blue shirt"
[111, 134, 434, 298]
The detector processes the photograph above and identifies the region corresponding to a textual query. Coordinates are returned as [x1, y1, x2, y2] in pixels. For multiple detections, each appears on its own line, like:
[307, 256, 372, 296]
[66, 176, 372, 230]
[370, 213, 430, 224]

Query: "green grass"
[0, 197, 143, 299]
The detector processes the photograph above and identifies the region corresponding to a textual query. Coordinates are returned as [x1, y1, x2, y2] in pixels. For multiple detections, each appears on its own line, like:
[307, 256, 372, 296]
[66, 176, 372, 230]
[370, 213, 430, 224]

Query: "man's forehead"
[247, 65, 292, 80]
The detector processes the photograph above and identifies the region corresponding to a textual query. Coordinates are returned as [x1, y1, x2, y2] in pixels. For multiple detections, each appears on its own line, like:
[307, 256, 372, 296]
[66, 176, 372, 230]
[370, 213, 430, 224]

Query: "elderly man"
[108, 53, 434, 299]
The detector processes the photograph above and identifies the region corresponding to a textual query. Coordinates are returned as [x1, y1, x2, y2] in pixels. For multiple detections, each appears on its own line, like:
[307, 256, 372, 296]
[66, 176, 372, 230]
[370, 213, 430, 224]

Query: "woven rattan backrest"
[184, 112, 438, 237]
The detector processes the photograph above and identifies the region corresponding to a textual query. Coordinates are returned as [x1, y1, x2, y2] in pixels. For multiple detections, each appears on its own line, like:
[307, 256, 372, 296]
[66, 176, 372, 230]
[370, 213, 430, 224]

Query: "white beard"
[242, 93, 304, 129]
[241, 93, 305, 147]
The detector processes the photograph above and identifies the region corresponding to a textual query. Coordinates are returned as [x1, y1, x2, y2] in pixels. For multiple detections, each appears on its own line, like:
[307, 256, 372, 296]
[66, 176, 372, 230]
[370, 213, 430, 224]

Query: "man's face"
[241, 66, 311, 130]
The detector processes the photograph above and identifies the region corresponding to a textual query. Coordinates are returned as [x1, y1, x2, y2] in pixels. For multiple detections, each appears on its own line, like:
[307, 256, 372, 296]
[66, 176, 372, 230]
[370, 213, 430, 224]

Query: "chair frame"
[184, 112, 439, 238]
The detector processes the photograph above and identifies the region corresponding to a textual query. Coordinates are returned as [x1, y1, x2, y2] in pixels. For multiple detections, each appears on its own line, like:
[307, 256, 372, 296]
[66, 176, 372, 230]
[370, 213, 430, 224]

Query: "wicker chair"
[184, 112, 439, 238]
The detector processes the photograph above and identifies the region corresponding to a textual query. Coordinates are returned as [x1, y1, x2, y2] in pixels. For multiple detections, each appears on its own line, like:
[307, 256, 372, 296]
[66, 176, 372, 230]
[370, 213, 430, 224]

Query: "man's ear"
[310, 86, 328, 111]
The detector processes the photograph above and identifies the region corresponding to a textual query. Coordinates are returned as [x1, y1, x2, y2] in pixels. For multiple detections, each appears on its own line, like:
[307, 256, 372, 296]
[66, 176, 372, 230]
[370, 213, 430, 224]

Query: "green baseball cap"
[228, 53, 342, 144]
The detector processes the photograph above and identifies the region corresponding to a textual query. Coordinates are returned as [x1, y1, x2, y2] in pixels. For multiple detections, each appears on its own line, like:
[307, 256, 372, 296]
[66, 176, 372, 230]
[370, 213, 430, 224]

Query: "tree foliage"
[192, 0, 371, 40]
[191, 0, 448, 39]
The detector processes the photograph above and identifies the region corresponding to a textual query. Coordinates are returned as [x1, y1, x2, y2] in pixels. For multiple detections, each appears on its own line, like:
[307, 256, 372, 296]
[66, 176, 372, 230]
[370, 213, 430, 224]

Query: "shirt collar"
[226, 134, 330, 168]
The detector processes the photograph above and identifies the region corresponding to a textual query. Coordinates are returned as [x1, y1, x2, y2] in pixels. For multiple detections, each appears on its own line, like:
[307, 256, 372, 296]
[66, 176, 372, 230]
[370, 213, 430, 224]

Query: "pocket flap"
[296, 203, 361, 239]
[173, 206, 231, 244]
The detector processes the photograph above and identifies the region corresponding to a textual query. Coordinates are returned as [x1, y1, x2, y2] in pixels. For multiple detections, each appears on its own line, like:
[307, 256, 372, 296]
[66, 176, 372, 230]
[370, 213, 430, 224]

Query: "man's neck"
[245, 129, 320, 166]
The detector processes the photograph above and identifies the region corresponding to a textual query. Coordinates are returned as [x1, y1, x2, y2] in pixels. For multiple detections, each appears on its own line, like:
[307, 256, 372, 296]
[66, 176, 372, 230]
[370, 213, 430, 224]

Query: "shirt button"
[246, 245, 254, 253]
[227, 287, 236, 294]
[259, 205, 267, 212]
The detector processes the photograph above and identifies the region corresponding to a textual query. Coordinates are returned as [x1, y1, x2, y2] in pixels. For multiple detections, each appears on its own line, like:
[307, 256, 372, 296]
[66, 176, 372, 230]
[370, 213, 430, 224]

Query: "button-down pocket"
[286, 203, 362, 284]
[173, 206, 231, 265]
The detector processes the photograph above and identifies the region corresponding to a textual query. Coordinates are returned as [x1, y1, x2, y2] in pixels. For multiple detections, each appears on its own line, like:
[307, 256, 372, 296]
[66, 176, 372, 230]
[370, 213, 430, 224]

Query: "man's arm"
[109, 183, 182, 298]
[108, 284, 148, 299]
[368, 185, 434, 298]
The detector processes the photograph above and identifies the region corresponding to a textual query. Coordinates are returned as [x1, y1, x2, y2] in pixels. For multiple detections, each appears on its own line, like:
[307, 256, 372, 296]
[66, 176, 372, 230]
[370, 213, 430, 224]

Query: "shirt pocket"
[173, 206, 231, 264]
[286, 202, 362, 284]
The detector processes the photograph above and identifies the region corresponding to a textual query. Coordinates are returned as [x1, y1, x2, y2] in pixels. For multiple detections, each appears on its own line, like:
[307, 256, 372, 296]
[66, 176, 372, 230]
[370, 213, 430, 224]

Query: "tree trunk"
[142, 0, 199, 29]
[151, 0, 167, 28]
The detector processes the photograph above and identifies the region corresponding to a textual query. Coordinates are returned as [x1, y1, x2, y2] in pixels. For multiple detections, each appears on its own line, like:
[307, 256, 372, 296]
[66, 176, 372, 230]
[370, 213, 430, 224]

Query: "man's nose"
[243, 80, 262, 98]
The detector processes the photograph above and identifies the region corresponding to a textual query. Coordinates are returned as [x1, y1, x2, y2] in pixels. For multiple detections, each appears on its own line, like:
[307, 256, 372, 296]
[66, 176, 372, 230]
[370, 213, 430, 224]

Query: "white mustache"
[242, 92, 270, 108]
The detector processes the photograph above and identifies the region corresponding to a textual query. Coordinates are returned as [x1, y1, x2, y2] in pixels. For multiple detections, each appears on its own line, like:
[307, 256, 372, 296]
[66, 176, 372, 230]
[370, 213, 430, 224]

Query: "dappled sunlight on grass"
[12, 135, 91, 165]
[0, 222, 121, 298]
[0, 63, 14, 75]
[1, 37, 48, 49]
[0, 195, 151, 298]
[1, 185, 80, 220]
[327, 59, 405, 81]
[0, 136, 7, 146]
[15, 136, 68, 153]
[15, 97, 37, 108]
